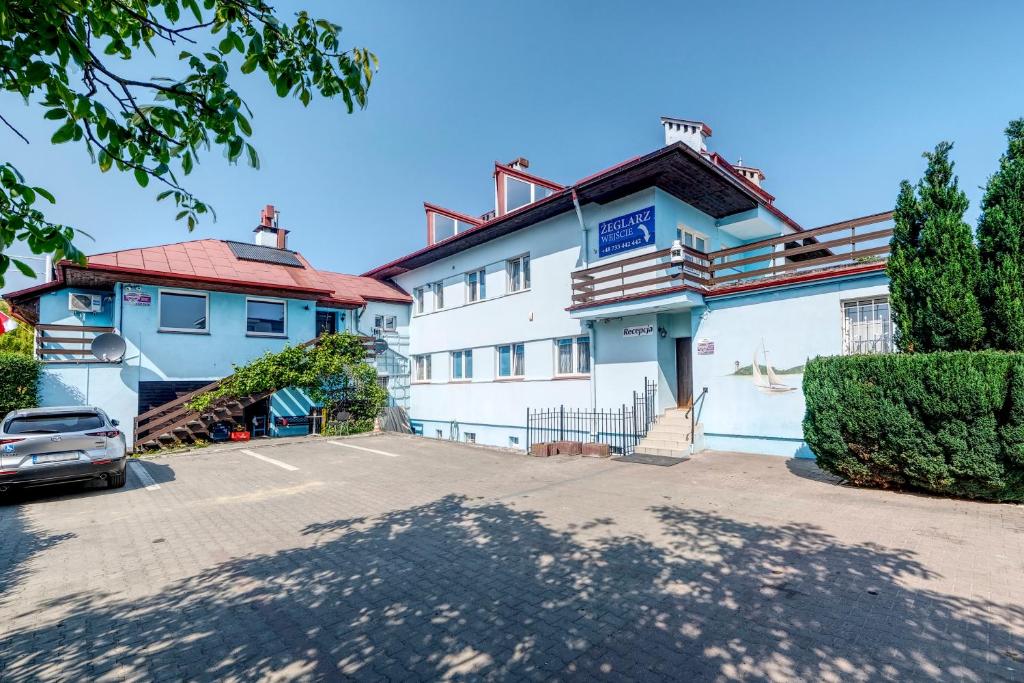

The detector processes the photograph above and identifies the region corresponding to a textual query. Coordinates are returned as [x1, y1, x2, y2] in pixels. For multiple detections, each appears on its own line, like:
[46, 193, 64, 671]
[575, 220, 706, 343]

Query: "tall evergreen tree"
[978, 119, 1024, 350]
[886, 142, 985, 352]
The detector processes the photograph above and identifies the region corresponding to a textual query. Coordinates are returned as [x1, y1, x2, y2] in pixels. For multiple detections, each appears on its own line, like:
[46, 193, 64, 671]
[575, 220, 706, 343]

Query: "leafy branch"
[0, 0, 376, 277]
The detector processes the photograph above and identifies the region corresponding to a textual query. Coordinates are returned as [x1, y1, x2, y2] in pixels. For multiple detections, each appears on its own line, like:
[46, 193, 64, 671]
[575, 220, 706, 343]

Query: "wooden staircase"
[133, 379, 272, 451]
[634, 408, 700, 459]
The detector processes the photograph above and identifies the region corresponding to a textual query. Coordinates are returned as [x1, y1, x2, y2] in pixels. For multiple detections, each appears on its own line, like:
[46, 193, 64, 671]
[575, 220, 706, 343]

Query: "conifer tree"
[887, 142, 985, 351]
[978, 119, 1024, 350]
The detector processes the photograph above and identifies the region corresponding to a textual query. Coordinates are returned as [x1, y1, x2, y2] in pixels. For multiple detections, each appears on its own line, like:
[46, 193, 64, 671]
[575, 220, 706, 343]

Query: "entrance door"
[316, 311, 337, 336]
[676, 337, 693, 408]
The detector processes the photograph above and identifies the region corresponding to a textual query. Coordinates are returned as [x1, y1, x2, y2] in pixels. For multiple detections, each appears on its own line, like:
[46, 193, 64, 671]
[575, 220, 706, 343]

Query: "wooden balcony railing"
[36, 324, 115, 363]
[571, 245, 709, 305]
[569, 211, 894, 307]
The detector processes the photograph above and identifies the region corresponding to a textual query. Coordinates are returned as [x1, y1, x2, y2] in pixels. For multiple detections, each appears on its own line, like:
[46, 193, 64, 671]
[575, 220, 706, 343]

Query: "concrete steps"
[634, 408, 700, 459]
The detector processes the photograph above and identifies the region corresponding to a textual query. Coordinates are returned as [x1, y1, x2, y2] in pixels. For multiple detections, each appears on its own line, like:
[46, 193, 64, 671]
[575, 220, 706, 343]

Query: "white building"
[363, 118, 893, 458]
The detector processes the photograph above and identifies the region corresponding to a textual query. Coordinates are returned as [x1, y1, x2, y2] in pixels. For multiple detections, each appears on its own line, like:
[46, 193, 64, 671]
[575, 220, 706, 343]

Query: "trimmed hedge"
[803, 352, 1024, 502]
[0, 352, 41, 417]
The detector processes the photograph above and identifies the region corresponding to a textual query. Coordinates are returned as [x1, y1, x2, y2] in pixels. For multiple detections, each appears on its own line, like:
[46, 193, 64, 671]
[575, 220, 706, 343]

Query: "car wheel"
[107, 463, 127, 489]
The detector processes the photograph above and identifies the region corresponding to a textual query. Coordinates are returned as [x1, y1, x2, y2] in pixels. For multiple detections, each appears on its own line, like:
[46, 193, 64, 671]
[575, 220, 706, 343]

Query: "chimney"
[507, 157, 530, 171]
[661, 116, 712, 154]
[732, 162, 766, 189]
[253, 204, 289, 249]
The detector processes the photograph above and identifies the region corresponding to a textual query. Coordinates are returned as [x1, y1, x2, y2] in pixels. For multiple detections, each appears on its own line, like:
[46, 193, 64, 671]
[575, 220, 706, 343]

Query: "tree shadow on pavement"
[0, 494, 1020, 681]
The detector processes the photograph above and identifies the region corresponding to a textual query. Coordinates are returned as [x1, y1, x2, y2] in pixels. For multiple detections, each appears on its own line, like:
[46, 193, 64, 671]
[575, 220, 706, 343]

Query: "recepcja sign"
[622, 324, 654, 338]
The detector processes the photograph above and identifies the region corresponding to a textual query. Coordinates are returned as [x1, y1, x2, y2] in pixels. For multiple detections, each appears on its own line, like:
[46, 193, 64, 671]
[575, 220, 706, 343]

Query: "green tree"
[978, 119, 1024, 350]
[0, 0, 376, 285]
[0, 302, 33, 356]
[886, 142, 984, 352]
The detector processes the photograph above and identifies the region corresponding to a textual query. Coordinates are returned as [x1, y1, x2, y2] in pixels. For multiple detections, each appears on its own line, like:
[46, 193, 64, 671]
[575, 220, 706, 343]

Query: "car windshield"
[5, 413, 104, 434]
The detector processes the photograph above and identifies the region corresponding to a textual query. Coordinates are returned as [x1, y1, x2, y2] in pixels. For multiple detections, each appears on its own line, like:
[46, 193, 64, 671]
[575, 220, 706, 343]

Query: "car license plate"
[32, 453, 78, 464]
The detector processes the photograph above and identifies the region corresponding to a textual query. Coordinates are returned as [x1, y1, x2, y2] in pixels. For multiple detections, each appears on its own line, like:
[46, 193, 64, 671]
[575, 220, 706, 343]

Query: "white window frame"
[245, 297, 288, 338]
[413, 354, 432, 382]
[413, 287, 426, 315]
[450, 349, 473, 381]
[158, 288, 210, 334]
[506, 254, 531, 294]
[385, 315, 397, 331]
[504, 175, 553, 213]
[554, 336, 591, 376]
[466, 269, 487, 303]
[496, 342, 525, 379]
[433, 281, 445, 310]
[678, 225, 710, 253]
[464, 432, 476, 444]
[842, 296, 894, 355]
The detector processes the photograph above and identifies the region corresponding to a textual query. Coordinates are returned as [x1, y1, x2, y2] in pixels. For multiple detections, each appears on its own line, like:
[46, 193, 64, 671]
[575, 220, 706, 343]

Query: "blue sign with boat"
[598, 206, 655, 258]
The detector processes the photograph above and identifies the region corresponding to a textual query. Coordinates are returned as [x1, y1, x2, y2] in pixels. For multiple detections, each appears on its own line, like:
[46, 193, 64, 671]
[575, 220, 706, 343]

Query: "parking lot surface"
[0, 434, 1021, 681]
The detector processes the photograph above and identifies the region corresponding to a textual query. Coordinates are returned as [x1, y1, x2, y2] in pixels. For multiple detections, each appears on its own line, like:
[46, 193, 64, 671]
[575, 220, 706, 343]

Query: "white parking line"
[241, 449, 299, 471]
[328, 441, 401, 458]
[129, 460, 161, 490]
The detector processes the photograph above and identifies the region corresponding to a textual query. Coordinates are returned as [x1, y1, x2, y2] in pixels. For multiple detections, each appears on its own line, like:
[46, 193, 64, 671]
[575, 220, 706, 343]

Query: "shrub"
[803, 352, 1024, 502]
[0, 352, 41, 417]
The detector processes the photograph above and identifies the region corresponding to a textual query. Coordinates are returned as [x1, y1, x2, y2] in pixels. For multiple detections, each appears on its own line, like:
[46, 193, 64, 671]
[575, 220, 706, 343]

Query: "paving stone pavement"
[0, 434, 1021, 682]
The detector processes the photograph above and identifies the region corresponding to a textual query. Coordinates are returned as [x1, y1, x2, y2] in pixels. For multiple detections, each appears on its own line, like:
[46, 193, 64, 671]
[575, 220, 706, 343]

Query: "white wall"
[693, 272, 889, 457]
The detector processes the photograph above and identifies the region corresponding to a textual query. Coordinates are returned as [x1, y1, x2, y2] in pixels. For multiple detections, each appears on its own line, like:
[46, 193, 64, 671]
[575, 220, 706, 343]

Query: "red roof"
[5, 239, 408, 308]
[316, 271, 412, 304]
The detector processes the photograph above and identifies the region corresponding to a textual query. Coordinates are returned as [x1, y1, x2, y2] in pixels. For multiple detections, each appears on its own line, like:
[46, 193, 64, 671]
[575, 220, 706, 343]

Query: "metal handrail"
[685, 387, 708, 441]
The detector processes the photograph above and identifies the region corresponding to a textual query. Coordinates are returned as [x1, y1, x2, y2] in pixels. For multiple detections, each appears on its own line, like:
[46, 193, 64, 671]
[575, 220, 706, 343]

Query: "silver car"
[0, 406, 128, 492]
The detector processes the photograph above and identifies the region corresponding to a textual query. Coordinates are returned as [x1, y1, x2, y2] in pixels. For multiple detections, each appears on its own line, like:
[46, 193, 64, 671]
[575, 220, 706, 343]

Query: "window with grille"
[842, 297, 894, 354]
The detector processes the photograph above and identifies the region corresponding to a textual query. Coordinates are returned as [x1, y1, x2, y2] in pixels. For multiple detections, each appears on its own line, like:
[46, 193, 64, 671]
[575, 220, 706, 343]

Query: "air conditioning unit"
[68, 293, 102, 313]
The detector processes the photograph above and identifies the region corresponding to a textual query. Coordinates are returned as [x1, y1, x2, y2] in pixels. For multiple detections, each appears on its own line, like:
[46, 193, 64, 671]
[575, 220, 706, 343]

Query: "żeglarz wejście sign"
[598, 206, 655, 258]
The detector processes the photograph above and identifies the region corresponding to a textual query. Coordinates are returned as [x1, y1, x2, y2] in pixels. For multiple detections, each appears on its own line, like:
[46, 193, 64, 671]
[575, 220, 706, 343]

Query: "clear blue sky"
[3, 1, 1023, 276]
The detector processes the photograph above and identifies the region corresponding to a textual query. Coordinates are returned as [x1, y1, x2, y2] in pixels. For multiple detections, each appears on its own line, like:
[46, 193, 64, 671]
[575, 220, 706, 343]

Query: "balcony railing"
[570, 211, 893, 307]
[35, 324, 116, 363]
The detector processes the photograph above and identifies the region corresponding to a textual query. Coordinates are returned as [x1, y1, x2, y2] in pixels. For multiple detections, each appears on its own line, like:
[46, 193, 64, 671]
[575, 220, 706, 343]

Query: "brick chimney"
[661, 116, 712, 154]
[253, 204, 289, 249]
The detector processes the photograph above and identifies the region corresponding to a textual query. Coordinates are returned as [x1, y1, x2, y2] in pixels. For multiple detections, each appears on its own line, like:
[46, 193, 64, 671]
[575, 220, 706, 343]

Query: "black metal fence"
[526, 378, 657, 455]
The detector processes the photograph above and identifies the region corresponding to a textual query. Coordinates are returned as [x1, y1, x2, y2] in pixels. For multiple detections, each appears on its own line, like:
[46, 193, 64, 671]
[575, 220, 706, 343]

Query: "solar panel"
[225, 241, 303, 268]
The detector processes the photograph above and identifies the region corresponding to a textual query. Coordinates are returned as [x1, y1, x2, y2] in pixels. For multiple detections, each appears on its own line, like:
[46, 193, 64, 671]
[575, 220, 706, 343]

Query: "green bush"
[0, 352, 41, 417]
[803, 352, 1024, 502]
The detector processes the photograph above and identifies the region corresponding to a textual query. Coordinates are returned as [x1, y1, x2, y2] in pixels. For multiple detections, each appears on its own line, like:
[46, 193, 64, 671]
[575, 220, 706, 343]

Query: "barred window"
[842, 297, 894, 354]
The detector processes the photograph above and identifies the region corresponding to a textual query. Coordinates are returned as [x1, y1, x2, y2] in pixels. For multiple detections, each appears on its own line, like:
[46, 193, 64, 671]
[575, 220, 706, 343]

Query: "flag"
[0, 310, 18, 335]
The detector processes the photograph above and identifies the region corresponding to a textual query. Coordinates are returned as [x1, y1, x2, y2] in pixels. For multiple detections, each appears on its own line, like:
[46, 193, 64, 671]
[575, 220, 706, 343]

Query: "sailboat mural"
[751, 339, 797, 393]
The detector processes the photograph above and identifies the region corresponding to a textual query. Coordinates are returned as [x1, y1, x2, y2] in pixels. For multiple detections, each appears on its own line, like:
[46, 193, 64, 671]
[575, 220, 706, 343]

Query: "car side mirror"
[111, 419, 119, 427]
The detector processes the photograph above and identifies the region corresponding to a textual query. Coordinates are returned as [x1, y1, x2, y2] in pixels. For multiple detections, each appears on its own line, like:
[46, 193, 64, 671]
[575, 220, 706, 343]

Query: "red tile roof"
[316, 271, 412, 304]
[7, 239, 408, 308]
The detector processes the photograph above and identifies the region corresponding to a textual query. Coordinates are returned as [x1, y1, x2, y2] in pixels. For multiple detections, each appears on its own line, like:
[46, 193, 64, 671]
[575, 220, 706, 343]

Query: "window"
[464, 432, 476, 444]
[843, 297, 894, 354]
[316, 311, 336, 336]
[374, 314, 398, 332]
[497, 343, 525, 378]
[246, 298, 287, 336]
[466, 269, 487, 303]
[433, 214, 457, 242]
[504, 176, 554, 213]
[451, 349, 473, 380]
[377, 375, 390, 390]
[679, 226, 709, 253]
[509, 435, 519, 447]
[433, 281, 445, 310]
[555, 336, 591, 375]
[159, 290, 208, 333]
[414, 354, 432, 381]
[5, 411, 104, 434]
[414, 287, 426, 314]
[507, 255, 530, 293]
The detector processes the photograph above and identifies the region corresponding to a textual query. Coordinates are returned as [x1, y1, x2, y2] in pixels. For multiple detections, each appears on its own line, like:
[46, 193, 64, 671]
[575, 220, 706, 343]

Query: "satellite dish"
[91, 333, 127, 362]
[372, 338, 389, 355]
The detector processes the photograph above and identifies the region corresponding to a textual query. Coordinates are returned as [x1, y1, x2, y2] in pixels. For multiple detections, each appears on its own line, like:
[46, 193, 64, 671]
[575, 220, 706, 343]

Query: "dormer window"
[495, 164, 560, 216]
[425, 204, 482, 245]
